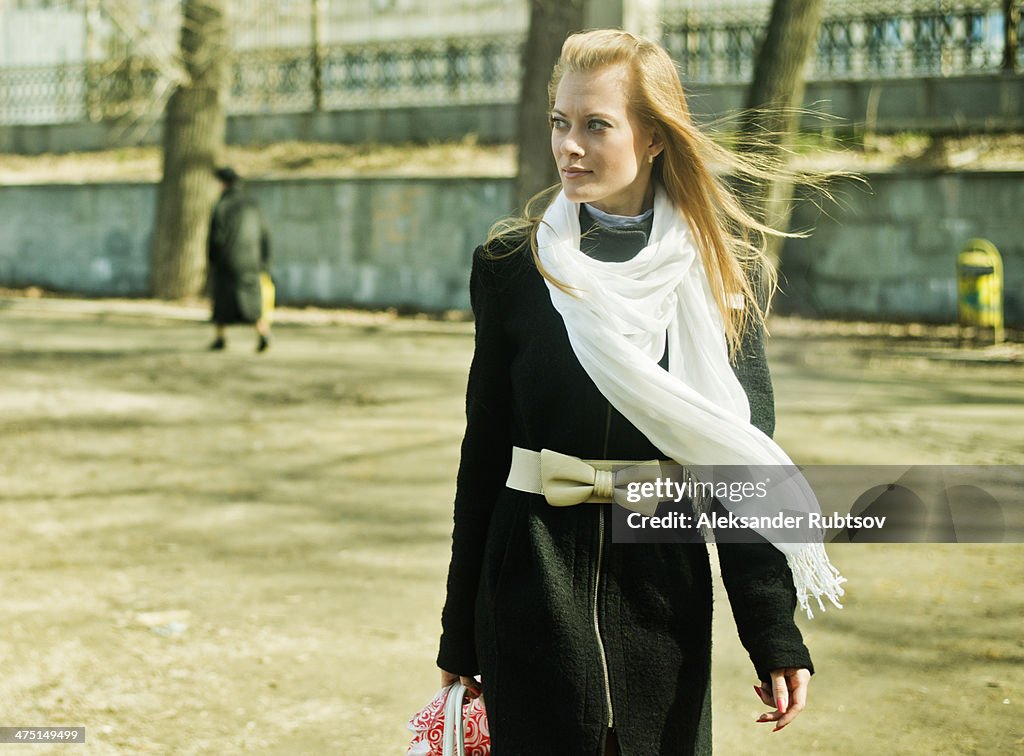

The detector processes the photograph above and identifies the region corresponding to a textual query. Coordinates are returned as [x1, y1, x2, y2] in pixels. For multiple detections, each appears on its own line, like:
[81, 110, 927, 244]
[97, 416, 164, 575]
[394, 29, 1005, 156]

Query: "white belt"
[505, 446, 671, 516]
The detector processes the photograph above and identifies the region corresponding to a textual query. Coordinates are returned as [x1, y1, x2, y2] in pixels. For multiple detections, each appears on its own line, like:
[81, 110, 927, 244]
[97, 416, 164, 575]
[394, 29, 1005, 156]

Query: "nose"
[559, 129, 584, 160]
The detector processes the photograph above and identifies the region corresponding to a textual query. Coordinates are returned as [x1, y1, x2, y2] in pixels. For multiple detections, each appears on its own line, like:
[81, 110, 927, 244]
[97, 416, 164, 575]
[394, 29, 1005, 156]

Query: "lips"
[562, 166, 591, 179]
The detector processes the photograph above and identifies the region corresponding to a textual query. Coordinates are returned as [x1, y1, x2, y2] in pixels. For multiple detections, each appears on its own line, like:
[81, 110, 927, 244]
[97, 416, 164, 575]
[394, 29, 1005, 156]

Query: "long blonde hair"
[488, 28, 812, 356]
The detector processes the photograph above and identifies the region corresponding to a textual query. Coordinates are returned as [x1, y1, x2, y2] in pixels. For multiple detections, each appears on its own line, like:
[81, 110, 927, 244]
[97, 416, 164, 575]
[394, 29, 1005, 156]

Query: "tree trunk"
[514, 0, 585, 211]
[149, 0, 228, 299]
[1005, 0, 1020, 73]
[737, 0, 825, 266]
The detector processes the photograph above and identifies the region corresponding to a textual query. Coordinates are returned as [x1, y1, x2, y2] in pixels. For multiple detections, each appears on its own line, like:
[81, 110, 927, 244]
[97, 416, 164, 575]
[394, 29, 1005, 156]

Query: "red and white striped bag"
[406, 682, 490, 756]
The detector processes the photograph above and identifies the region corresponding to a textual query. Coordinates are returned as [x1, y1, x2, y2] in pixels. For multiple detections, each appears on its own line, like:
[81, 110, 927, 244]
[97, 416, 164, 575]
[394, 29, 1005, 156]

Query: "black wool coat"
[438, 219, 813, 756]
[207, 187, 271, 325]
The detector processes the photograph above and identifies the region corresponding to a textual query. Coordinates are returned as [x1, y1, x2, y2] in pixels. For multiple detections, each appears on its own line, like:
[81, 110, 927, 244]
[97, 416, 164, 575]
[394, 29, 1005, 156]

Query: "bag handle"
[441, 682, 467, 756]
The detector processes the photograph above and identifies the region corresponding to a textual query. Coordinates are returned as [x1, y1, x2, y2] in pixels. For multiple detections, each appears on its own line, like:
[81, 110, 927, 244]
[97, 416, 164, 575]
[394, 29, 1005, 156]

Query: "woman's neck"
[583, 203, 653, 229]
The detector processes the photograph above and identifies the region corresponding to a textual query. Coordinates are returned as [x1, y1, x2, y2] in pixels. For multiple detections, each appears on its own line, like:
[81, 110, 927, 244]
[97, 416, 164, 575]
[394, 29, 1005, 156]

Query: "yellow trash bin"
[956, 239, 1003, 345]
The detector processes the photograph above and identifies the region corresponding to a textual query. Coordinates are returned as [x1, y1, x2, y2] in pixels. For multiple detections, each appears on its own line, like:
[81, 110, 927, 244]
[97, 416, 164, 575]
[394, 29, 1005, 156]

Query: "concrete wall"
[689, 75, 1024, 134]
[253, 178, 510, 310]
[0, 105, 521, 155]
[0, 177, 511, 311]
[0, 171, 1020, 324]
[783, 170, 1024, 324]
[3, 74, 1021, 155]
[0, 183, 154, 296]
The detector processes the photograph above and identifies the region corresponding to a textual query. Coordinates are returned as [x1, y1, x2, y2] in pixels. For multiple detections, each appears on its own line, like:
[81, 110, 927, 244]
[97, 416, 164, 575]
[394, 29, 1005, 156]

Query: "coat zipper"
[594, 505, 614, 729]
[595, 402, 614, 729]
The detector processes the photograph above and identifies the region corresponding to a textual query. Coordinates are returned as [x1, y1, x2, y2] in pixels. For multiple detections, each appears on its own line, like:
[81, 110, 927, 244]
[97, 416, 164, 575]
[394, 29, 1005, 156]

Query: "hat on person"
[214, 166, 240, 185]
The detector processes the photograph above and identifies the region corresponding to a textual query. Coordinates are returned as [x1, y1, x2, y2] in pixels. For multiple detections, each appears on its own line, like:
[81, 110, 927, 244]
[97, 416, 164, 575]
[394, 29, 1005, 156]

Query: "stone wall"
[0, 178, 511, 311]
[784, 170, 1023, 324]
[0, 171, 1020, 324]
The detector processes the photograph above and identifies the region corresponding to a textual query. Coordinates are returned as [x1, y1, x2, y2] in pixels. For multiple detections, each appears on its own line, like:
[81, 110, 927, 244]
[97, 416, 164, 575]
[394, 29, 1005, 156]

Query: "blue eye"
[550, 116, 567, 129]
[588, 120, 609, 132]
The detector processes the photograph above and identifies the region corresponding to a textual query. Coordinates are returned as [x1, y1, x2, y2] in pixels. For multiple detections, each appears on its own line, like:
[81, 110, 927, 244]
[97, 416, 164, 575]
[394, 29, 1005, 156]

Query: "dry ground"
[0, 295, 1021, 754]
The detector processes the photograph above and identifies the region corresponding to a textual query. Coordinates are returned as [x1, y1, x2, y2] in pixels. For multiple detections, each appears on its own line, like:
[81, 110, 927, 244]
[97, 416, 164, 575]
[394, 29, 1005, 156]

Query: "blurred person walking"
[207, 166, 272, 352]
[435, 29, 844, 755]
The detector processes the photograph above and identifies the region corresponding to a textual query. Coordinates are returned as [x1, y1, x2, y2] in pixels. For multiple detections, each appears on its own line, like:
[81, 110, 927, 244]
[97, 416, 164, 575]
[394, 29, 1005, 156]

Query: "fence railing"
[230, 35, 521, 114]
[0, 1, 1021, 126]
[662, 0, 1023, 83]
[0, 34, 523, 125]
[0, 63, 88, 125]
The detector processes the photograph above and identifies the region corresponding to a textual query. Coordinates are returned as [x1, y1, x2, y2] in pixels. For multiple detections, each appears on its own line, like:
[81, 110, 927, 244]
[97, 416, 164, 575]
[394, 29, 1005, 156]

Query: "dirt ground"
[0, 295, 1021, 755]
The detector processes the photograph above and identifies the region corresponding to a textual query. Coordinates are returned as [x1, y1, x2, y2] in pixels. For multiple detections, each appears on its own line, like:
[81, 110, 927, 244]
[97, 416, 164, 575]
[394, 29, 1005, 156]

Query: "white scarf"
[537, 186, 845, 617]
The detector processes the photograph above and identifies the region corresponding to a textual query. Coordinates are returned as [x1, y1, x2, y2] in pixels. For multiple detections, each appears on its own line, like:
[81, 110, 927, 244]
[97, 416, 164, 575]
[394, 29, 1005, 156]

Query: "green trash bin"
[956, 239, 1003, 345]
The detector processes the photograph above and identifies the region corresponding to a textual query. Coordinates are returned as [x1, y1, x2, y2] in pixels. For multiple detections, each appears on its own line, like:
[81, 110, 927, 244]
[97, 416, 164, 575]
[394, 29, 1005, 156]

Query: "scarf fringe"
[787, 542, 847, 619]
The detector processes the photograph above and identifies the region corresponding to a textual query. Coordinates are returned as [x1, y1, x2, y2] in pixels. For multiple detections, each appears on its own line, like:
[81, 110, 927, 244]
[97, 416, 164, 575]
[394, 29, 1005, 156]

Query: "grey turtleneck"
[579, 205, 654, 263]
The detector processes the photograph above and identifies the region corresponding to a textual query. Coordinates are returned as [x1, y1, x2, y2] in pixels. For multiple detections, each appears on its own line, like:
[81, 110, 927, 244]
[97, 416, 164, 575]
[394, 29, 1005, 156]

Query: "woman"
[436, 30, 843, 755]
[207, 166, 272, 353]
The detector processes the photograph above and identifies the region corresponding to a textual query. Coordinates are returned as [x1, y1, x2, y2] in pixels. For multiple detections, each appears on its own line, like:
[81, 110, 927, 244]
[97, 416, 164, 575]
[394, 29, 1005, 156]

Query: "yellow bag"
[260, 272, 275, 324]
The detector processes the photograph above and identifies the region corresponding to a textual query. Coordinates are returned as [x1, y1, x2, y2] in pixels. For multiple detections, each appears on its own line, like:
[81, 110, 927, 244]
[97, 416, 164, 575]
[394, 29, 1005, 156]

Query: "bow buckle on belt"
[539, 448, 664, 516]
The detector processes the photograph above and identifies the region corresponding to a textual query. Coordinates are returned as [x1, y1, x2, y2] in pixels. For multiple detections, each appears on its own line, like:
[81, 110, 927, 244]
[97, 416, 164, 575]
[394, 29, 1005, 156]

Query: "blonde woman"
[436, 29, 842, 755]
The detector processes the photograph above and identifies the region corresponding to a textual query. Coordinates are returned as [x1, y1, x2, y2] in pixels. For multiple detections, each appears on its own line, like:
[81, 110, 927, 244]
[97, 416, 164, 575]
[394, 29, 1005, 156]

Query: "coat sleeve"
[437, 249, 514, 676]
[259, 209, 271, 271]
[718, 311, 814, 683]
[207, 205, 220, 265]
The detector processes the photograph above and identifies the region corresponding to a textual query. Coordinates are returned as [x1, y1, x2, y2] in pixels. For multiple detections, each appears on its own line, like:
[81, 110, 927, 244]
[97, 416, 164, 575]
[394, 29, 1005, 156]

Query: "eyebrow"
[550, 109, 616, 120]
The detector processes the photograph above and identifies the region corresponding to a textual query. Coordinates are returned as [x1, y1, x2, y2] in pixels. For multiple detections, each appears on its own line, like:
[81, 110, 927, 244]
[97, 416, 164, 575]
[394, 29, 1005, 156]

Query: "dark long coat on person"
[207, 186, 270, 325]
[437, 214, 813, 756]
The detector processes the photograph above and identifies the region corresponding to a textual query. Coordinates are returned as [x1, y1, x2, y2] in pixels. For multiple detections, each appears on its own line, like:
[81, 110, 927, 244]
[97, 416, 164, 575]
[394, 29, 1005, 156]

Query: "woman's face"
[550, 64, 662, 216]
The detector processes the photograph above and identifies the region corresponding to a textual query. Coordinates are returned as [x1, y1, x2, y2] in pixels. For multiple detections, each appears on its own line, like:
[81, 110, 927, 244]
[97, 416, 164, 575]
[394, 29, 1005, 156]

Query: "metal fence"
[662, 0, 1022, 83]
[230, 35, 521, 114]
[0, 0, 1021, 126]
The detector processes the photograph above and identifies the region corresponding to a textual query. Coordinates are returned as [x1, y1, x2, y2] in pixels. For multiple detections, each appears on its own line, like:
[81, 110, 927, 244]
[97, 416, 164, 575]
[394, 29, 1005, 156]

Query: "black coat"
[207, 187, 270, 325]
[438, 220, 813, 756]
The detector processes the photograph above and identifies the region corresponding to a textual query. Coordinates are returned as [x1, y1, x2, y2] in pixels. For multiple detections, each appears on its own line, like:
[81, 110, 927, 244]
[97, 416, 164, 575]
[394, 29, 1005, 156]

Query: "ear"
[647, 128, 665, 160]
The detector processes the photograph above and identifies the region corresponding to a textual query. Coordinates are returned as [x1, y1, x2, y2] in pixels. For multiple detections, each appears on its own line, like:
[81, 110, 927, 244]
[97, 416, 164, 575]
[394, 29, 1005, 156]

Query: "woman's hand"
[440, 669, 482, 700]
[753, 667, 810, 732]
